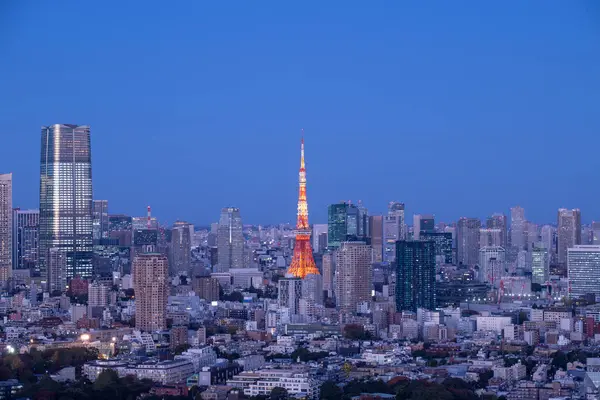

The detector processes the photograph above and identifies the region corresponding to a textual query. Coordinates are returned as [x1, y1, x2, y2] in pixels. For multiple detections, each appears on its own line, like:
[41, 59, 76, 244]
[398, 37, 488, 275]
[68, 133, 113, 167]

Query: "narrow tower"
[287, 133, 320, 279]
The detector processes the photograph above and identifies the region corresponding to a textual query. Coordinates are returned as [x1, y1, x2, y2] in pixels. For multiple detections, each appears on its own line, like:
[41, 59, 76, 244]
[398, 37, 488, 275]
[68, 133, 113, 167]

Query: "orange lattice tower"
[286, 133, 320, 279]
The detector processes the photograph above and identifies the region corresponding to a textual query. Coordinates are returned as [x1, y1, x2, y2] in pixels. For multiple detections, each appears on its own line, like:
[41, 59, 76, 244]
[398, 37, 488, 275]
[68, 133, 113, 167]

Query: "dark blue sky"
[1, 2, 599, 226]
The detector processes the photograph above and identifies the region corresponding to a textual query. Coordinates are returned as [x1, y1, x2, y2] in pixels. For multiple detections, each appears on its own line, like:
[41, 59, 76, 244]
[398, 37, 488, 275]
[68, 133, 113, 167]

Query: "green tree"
[270, 386, 288, 400]
[93, 369, 119, 391]
[320, 381, 343, 400]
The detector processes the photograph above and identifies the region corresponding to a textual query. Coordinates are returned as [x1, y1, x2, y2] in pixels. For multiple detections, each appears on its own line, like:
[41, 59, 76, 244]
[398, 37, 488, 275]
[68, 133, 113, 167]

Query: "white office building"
[567, 245, 600, 298]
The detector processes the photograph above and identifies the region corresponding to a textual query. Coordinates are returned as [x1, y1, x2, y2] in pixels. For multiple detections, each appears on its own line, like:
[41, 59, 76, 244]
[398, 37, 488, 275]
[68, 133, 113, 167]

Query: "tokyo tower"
[286, 134, 320, 279]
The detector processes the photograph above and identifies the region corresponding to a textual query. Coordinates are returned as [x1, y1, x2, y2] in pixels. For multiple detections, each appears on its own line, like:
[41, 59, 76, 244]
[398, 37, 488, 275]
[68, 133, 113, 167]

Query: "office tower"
[557, 208, 582, 264]
[39, 124, 93, 280]
[327, 202, 360, 249]
[12, 209, 39, 272]
[0, 174, 12, 283]
[487, 213, 508, 247]
[368, 215, 383, 263]
[334, 242, 372, 314]
[357, 201, 369, 238]
[302, 273, 323, 305]
[133, 253, 169, 331]
[567, 245, 600, 299]
[478, 246, 506, 287]
[192, 276, 220, 302]
[420, 232, 453, 264]
[88, 281, 108, 307]
[216, 207, 244, 272]
[47, 247, 67, 293]
[395, 240, 436, 312]
[287, 137, 319, 279]
[540, 225, 555, 254]
[526, 222, 539, 251]
[171, 221, 192, 275]
[322, 252, 335, 299]
[531, 244, 549, 285]
[92, 200, 109, 241]
[592, 222, 600, 245]
[456, 217, 481, 266]
[278, 277, 303, 315]
[383, 202, 405, 262]
[510, 206, 526, 250]
[479, 228, 503, 247]
[413, 214, 435, 240]
[312, 224, 328, 253]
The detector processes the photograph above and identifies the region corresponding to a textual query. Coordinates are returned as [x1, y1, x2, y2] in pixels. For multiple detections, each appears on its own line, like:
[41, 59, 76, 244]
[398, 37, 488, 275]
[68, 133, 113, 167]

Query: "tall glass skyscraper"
[39, 124, 93, 280]
[216, 207, 244, 272]
[0, 174, 12, 283]
[396, 240, 436, 312]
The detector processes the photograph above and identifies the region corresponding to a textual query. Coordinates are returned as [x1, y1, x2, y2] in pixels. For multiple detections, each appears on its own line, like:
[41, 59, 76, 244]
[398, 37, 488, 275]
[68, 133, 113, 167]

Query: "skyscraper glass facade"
[395, 240, 436, 312]
[39, 124, 93, 279]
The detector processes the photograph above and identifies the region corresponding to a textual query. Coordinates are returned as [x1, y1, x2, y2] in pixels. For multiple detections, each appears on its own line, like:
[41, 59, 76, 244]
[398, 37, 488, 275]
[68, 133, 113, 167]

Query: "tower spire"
[287, 132, 320, 279]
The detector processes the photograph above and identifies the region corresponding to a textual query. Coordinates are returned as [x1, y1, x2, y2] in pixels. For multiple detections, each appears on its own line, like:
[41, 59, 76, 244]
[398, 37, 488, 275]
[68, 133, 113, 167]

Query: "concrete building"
[510, 206, 526, 250]
[457, 217, 481, 266]
[476, 316, 512, 334]
[88, 282, 108, 307]
[383, 202, 405, 262]
[171, 221, 192, 275]
[216, 208, 244, 272]
[322, 251, 335, 300]
[479, 228, 503, 247]
[0, 174, 12, 283]
[413, 214, 435, 240]
[134, 253, 169, 331]
[39, 125, 93, 279]
[368, 215, 383, 263]
[478, 246, 506, 287]
[48, 247, 67, 293]
[227, 369, 318, 399]
[486, 213, 508, 248]
[335, 242, 372, 314]
[278, 277, 303, 315]
[558, 208, 582, 264]
[193, 276, 220, 302]
[567, 245, 600, 299]
[311, 224, 328, 253]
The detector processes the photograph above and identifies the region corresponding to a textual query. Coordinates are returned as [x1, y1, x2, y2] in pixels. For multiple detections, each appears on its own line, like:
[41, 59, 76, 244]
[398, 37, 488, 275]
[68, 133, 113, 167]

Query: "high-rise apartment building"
[420, 232, 453, 264]
[88, 281, 108, 307]
[322, 251, 335, 299]
[171, 221, 192, 275]
[92, 200, 109, 241]
[531, 244, 549, 285]
[456, 217, 481, 266]
[216, 207, 244, 272]
[39, 124, 93, 279]
[413, 214, 435, 240]
[192, 276, 220, 302]
[540, 225, 555, 255]
[567, 245, 600, 299]
[487, 213, 508, 247]
[368, 215, 383, 263]
[0, 174, 12, 282]
[395, 240, 436, 312]
[510, 206, 526, 250]
[278, 277, 303, 315]
[592, 222, 600, 245]
[47, 247, 67, 293]
[384, 202, 405, 262]
[12, 209, 39, 272]
[334, 242, 372, 314]
[133, 253, 169, 331]
[478, 246, 506, 287]
[558, 208, 582, 264]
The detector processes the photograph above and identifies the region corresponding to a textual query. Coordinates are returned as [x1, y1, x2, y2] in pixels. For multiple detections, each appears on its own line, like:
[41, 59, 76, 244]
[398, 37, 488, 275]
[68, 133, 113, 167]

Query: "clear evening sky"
[1, 2, 599, 225]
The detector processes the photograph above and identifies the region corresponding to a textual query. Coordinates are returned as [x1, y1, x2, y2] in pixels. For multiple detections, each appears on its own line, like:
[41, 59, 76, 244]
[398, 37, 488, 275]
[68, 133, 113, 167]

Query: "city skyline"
[1, 2, 599, 225]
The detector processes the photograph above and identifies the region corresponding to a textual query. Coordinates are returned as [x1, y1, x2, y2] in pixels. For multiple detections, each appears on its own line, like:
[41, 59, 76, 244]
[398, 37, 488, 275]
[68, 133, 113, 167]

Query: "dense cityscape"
[0, 123, 599, 400]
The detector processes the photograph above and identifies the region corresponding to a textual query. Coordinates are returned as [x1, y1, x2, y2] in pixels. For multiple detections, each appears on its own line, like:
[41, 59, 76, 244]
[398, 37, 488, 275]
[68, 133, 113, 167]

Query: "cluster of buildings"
[2, 124, 600, 399]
